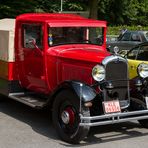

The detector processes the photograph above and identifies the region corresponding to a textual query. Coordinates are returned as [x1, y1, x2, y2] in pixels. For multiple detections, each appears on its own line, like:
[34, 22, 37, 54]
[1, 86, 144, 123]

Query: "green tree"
[0, 0, 36, 18]
[0, 0, 147, 26]
[88, 0, 98, 19]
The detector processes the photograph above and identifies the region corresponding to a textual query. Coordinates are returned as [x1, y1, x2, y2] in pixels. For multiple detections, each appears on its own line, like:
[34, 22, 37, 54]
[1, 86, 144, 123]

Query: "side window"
[126, 47, 139, 60]
[137, 46, 148, 61]
[144, 32, 148, 40]
[120, 32, 131, 41]
[22, 24, 43, 49]
[131, 33, 141, 41]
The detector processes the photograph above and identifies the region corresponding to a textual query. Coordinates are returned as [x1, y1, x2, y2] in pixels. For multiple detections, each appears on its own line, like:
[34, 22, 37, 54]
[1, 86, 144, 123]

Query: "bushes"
[107, 26, 148, 35]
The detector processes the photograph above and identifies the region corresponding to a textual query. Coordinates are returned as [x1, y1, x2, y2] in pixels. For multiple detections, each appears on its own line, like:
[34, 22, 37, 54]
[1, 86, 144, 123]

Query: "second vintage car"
[0, 13, 148, 144]
[107, 30, 148, 54]
[125, 42, 148, 79]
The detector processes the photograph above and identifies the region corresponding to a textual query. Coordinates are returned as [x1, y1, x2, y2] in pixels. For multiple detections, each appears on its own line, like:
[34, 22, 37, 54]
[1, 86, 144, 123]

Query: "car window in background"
[143, 31, 148, 41]
[126, 46, 139, 60]
[120, 32, 131, 41]
[131, 33, 141, 41]
[137, 45, 148, 61]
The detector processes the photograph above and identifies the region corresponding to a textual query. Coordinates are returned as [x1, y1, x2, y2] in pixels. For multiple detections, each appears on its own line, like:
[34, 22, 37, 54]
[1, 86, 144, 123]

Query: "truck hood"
[48, 44, 110, 63]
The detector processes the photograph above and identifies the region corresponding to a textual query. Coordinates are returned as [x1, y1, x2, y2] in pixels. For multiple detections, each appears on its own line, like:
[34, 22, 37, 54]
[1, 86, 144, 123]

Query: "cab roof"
[16, 13, 107, 27]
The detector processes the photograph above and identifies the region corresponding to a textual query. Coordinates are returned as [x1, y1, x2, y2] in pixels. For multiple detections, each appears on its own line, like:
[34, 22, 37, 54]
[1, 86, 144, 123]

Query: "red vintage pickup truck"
[0, 13, 148, 144]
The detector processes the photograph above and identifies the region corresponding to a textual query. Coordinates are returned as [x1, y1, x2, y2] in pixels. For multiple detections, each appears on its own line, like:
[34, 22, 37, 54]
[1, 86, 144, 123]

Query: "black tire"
[130, 97, 148, 128]
[52, 90, 90, 144]
[139, 119, 148, 128]
[0, 94, 6, 102]
[138, 98, 148, 128]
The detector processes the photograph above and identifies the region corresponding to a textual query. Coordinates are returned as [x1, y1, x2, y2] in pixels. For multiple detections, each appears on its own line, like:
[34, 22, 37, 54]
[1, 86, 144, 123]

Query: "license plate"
[103, 100, 121, 114]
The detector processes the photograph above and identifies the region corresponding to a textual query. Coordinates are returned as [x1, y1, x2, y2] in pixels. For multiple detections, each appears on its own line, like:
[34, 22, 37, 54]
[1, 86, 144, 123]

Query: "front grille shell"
[102, 55, 130, 108]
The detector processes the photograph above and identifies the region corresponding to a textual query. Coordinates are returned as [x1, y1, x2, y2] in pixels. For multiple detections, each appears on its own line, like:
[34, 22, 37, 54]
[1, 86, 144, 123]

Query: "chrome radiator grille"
[103, 58, 129, 108]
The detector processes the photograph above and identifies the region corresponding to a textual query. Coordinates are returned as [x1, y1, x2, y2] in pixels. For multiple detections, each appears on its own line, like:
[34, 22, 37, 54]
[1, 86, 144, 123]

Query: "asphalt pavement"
[0, 98, 148, 148]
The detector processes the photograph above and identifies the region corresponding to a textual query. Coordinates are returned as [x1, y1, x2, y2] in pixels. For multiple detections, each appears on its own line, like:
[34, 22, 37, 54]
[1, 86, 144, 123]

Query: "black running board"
[9, 92, 47, 109]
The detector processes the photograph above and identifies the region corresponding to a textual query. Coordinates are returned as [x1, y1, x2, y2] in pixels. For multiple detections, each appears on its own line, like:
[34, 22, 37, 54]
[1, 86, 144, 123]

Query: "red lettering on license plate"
[103, 100, 121, 114]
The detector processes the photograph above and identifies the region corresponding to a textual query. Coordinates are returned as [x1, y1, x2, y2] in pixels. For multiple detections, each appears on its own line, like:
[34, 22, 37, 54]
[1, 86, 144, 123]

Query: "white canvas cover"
[0, 19, 15, 62]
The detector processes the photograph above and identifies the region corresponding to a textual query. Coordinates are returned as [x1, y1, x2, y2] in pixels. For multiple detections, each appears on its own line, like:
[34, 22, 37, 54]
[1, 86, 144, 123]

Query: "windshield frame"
[47, 26, 105, 47]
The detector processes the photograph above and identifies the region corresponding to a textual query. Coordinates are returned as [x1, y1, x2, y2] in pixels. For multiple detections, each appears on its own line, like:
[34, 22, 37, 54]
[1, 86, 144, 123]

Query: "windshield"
[48, 27, 104, 46]
[127, 45, 148, 61]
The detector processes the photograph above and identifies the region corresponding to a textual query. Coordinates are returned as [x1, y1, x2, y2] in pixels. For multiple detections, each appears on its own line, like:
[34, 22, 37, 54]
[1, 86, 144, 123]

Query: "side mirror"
[25, 38, 36, 49]
[28, 38, 37, 49]
[26, 38, 43, 56]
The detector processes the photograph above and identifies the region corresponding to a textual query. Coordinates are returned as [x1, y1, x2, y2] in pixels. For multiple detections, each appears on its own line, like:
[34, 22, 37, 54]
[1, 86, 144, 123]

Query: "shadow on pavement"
[0, 98, 58, 140]
[0, 98, 148, 147]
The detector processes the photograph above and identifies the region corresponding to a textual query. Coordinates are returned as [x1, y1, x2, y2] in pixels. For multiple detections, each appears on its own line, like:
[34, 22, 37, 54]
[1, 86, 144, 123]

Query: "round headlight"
[137, 63, 148, 78]
[92, 65, 105, 82]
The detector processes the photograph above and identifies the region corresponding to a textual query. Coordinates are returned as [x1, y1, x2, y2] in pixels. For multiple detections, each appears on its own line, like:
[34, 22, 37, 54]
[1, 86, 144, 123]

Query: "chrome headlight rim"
[92, 64, 105, 82]
[137, 63, 148, 78]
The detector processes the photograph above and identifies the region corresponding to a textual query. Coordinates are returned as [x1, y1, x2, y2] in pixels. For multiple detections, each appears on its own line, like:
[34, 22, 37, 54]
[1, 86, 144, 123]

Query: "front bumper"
[80, 109, 148, 127]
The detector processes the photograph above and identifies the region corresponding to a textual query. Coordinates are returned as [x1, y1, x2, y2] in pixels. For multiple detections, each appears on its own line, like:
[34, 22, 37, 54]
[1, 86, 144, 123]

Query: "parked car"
[0, 14, 148, 144]
[107, 31, 148, 54]
[125, 42, 148, 119]
[125, 42, 148, 79]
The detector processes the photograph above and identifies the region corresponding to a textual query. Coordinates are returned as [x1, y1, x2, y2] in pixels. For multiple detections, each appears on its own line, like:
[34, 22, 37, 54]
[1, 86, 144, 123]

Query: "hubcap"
[61, 107, 75, 125]
[61, 111, 70, 124]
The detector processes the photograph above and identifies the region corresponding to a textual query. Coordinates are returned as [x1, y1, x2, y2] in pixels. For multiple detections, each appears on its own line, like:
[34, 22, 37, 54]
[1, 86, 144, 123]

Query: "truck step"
[9, 92, 47, 109]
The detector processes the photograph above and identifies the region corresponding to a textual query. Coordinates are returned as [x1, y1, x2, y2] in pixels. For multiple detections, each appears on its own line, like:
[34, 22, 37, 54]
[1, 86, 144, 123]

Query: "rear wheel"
[52, 90, 90, 144]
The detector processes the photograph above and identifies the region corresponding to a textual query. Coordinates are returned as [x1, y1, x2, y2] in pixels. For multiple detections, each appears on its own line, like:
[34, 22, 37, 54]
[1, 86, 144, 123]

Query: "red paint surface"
[13, 13, 109, 94]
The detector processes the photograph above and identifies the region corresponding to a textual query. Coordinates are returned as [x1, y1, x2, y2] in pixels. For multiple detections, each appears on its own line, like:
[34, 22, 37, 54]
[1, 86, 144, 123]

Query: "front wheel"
[139, 119, 148, 128]
[52, 90, 90, 144]
[130, 97, 148, 128]
[138, 97, 148, 128]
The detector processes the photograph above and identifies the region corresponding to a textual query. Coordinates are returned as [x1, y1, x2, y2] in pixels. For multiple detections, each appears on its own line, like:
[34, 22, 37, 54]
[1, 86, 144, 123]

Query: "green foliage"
[122, 0, 148, 25]
[97, 0, 148, 26]
[34, 0, 60, 12]
[0, 0, 147, 26]
[0, 0, 36, 18]
[108, 26, 148, 35]
[63, 0, 84, 11]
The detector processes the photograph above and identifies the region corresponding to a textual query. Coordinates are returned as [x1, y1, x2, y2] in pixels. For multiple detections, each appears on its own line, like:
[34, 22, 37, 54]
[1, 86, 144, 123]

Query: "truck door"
[20, 23, 47, 93]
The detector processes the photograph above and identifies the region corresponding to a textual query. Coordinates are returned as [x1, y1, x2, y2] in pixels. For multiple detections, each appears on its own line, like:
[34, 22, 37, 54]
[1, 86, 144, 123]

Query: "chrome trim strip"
[9, 93, 36, 108]
[80, 115, 148, 126]
[9, 92, 26, 96]
[80, 110, 148, 127]
[9, 92, 34, 96]
[102, 55, 128, 66]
